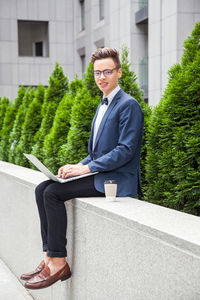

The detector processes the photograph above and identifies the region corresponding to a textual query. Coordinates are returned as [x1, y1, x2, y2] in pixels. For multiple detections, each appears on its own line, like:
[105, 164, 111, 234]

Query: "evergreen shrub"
[8, 87, 35, 164]
[0, 97, 10, 138]
[83, 62, 102, 98]
[146, 22, 200, 215]
[57, 62, 102, 166]
[43, 77, 83, 173]
[14, 85, 45, 167]
[58, 88, 100, 164]
[0, 86, 25, 162]
[31, 63, 69, 162]
[119, 46, 152, 194]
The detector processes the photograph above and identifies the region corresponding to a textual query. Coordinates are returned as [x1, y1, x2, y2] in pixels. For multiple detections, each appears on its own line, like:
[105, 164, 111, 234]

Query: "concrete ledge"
[0, 161, 200, 300]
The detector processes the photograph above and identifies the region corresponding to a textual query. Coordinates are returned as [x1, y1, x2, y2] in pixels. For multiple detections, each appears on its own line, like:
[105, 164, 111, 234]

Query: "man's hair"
[90, 47, 121, 68]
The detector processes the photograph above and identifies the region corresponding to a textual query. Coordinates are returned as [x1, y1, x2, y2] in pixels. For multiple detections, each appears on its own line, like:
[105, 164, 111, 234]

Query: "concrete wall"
[0, 161, 200, 300]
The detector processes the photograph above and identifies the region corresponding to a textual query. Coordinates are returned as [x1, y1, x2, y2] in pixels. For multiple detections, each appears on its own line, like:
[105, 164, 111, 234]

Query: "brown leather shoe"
[24, 262, 71, 289]
[20, 260, 45, 281]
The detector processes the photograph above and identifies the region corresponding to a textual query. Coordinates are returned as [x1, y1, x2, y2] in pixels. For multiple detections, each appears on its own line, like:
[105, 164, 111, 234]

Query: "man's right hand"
[58, 166, 64, 178]
[58, 163, 84, 178]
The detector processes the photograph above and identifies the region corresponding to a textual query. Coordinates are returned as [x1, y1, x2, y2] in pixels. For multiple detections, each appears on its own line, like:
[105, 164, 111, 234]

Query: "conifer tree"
[14, 85, 45, 167]
[146, 22, 200, 215]
[43, 77, 83, 173]
[58, 88, 100, 165]
[119, 46, 144, 101]
[83, 62, 102, 98]
[119, 46, 152, 194]
[181, 22, 200, 67]
[0, 97, 10, 138]
[31, 63, 69, 162]
[12, 85, 26, 112]
[0, 86, 25, 162]
[0, 104, 15, 161]
[56, 58, 101, 166]
[8, 87, 35, 164]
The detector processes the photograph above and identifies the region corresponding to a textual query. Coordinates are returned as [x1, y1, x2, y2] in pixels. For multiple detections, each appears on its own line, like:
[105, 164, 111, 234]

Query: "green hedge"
[8, 87, 35, 164]
[0, 86, 25, 162]
[14, 85, 45, 167]
[145, 22, 200, 215]
[58, 88, 100, 165]
[119, 46, 152, 193]
[0, 97, 10, 137]
[42, 77, 83, 173]
[31, 63, 69, 162]
[0, 31, 199, 215]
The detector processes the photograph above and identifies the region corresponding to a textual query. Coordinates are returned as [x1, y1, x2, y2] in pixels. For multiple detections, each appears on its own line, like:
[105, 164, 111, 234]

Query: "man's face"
[93, 58, 122, 97]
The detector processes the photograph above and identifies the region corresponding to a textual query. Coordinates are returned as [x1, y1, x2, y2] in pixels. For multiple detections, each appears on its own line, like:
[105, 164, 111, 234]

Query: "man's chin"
[99, 86, 109, 95]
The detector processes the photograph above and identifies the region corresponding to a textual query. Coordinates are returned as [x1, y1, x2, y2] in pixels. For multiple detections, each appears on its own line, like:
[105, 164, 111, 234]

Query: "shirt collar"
[104, 85, 121, 105]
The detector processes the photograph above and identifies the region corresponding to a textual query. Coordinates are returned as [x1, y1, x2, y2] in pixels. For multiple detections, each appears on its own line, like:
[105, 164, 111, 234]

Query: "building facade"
[0, 0, 199, 106]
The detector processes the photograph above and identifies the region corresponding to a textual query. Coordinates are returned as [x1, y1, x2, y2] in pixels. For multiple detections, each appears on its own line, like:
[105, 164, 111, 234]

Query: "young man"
[21, 48, 144, 289]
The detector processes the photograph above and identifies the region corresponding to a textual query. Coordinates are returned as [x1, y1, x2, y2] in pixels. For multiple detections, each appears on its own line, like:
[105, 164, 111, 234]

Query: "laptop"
[24, 153, 98, 183]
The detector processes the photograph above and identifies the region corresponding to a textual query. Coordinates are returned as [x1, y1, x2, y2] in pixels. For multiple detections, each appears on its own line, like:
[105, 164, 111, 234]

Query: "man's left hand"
[58, 163, 90, 179]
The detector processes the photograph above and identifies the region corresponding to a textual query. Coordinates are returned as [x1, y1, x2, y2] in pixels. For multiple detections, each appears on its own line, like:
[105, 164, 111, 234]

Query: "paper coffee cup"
[104, 180, 117, 201]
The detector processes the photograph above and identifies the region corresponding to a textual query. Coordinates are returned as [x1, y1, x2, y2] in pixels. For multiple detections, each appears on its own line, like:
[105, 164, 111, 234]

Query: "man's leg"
[43, 175, 104, 258]
[35, 180, 54, 252]
[20, 180, 54, 281]
[24, 175, 104, 289]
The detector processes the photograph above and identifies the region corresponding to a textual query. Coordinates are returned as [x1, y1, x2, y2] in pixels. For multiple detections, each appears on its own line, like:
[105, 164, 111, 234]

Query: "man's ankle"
[44, 256, 50, 265]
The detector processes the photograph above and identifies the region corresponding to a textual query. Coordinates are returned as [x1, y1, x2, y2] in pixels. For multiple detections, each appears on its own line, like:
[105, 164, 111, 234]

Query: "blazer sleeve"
[88, 99, 144, 172]
[80, 154, 92, 165]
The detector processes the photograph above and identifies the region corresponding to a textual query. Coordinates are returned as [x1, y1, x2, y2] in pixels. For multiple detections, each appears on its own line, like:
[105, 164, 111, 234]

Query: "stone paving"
[0, 259, 33, 300]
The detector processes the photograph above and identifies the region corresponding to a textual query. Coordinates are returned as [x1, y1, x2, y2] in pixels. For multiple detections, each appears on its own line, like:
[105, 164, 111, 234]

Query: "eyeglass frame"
[93, 66, 121, 77]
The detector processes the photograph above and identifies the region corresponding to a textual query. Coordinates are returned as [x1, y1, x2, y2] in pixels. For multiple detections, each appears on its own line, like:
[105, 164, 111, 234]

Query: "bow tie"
[101, 97, 108, 105]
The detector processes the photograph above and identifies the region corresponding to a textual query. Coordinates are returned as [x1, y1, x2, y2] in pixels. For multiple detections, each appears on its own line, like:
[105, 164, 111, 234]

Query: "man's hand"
[58, 163, 90, 179]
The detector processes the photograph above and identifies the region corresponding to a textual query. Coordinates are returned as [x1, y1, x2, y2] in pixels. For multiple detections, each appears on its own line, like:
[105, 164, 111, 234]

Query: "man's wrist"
[83, 165, 90, 173]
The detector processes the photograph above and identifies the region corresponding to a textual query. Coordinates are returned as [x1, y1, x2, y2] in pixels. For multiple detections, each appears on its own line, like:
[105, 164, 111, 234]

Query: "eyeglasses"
[93, 67, 120, 77]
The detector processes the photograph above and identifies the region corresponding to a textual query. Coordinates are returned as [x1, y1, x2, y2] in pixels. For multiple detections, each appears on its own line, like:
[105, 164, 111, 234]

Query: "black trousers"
[35, 176, 104, 257]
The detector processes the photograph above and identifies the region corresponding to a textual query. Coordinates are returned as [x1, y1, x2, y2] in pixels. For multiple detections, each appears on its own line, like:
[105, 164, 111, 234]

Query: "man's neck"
[103, 85, 120, 98]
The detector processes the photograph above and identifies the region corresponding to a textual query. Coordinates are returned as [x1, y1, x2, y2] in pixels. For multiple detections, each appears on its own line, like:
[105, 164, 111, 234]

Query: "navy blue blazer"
[80, 89, 144, 197]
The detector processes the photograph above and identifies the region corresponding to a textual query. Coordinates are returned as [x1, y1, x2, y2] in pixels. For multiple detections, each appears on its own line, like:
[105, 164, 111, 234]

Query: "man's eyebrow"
[93, 68, 112, 71]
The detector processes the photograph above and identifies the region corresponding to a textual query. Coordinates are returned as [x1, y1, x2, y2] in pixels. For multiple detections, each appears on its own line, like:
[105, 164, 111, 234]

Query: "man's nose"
[99, 72, 106, 79]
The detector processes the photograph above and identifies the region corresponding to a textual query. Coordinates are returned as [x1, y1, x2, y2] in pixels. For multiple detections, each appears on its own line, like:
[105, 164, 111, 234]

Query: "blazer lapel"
[93, 90, 122, 151]
[89, 103, 101, 151]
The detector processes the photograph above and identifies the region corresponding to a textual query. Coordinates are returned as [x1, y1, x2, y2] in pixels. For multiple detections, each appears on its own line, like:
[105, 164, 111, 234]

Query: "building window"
[35, 41, 43, 56]
[80, 54, 86, 74]
[22, 85, 48, 88]
[18, 20, 49, 57]
[138, 0, 148, 10]
[80, 0, 85, 30]
[99, 0, 104, 20]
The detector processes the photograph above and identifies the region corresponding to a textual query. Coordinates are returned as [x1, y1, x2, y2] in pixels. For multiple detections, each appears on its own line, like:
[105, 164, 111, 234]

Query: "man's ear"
[118, 68, 122, 78]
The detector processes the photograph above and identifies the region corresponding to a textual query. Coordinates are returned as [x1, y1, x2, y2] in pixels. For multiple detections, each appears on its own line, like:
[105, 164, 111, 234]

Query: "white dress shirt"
[92, 85, 121, 150]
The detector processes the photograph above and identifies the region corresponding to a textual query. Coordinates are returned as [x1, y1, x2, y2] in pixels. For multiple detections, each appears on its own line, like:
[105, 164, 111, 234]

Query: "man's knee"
[35, 181, 46, 196]
[43, 184, 60, 206]
[35, 180, 53, 200]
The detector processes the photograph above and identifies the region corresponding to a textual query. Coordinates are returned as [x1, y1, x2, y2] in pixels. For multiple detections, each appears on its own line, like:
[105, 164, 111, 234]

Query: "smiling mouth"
[99, 82, 108, 88]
